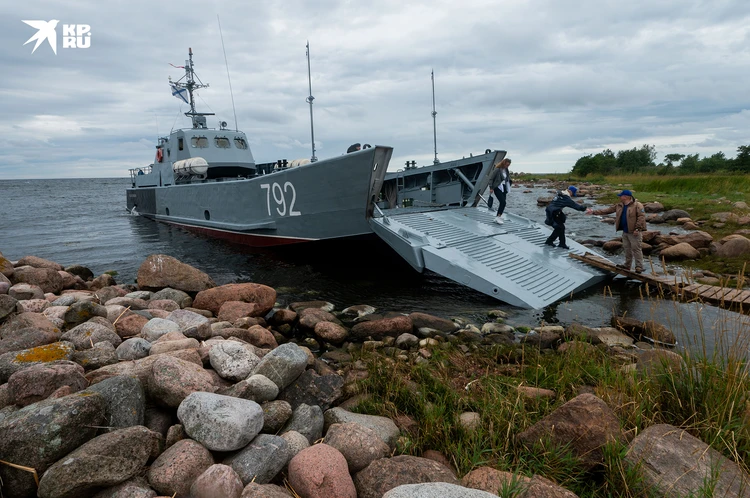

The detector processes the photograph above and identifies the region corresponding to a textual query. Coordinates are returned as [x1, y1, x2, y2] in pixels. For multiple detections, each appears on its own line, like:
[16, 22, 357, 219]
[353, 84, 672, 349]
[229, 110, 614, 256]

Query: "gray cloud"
[1, 0, 749, 178]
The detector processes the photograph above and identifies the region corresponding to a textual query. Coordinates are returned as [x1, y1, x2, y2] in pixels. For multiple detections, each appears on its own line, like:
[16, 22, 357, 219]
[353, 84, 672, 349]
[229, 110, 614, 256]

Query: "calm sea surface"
[1, 177, 747, 352]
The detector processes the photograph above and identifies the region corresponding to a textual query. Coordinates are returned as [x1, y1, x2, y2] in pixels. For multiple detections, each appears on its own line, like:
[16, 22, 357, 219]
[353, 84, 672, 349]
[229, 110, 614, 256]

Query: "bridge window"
[215, 137, 231, 148]
[234, 137, 248, 149]
[191, 136, 208, 148]
[178, 138, 184, 151]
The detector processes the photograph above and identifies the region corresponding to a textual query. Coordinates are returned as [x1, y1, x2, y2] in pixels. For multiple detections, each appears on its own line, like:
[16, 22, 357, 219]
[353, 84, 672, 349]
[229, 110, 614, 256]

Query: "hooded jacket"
[544, 190, 587, 227]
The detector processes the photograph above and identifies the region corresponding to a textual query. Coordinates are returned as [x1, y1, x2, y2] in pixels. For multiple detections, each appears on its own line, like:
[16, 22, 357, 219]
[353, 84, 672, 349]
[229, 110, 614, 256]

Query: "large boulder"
[251, 343, 308, 390]
[8, 283, 45, 301]
[516, 393, 624, 470]
[140, 317, 181, 342]
[642, 201, 664, 213]
[0, 254, 14, 278]
[0, 294, 17, 320]
[209, 341, 261, 382]
[167, 309, 213, 340]
[152, 288, 192, 308]
[278, 369, 344, 411]
[147, 438, 214, 497]
[224, 434, 290, 485]
[85, 348, 202, 386]
[190, 464, 244, 498]
[626, 424, 750, 497]
[384, 483, 499, 498]
[660, 242, 700, 261]
[408, 312, 458, 333]
[83, 375, 146, 430]
[715, 236, 750, 258]
[288, 444, 356, 498]
[8, 360, 87, 407]
[137, 254, 216, 292]
[324, 407, 401, 449]
[37, 426, 161, 498]
[350, 316, 413, 341]
[17, 256, 63, 270]
[193, 283, 276, 316]
[0, 341, 76, 383]
[282, 403, 325, 444]
[11, 266, 63, 294]
[659, 209, 691, 221]
[324, 422, 391, 473]
[0, 326, 61, 355]
[64, 300, 108, 327]
[177, 392, 264, 452]
[147, 355, 216, 407]
[353, 455, 459, 498]
[659, 231, 713, 249]
[62, 321, 122, 349]
[0, 392, 106, 497]
[0, 312, 60, 339]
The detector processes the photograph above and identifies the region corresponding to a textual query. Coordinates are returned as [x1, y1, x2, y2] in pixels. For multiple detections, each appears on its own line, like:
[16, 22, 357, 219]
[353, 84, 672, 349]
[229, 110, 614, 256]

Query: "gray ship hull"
[127, 146, 392, 246]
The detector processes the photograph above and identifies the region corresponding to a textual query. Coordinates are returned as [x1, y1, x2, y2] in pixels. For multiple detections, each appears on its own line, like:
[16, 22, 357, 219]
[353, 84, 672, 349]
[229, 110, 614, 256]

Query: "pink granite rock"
[190, 464, 244, 498]
[288, 444, 356, 498]
[148, 439, 214, 497]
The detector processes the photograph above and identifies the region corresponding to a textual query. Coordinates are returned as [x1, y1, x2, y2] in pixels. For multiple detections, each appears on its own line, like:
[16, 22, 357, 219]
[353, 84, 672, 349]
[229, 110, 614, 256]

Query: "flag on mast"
[170, 82, 188, 104]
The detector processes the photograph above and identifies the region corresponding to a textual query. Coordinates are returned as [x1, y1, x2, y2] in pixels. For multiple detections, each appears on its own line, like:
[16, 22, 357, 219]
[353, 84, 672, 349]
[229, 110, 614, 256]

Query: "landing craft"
[127, 48, 609, 307]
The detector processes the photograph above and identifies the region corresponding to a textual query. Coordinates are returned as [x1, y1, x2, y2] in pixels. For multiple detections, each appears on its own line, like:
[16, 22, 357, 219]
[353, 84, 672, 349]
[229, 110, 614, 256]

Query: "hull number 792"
[260, 182, 301, 217]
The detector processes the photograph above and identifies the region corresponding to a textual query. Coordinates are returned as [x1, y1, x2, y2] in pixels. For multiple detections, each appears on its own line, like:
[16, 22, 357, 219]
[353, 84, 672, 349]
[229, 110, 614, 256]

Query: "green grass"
[350, 300, 750, 497]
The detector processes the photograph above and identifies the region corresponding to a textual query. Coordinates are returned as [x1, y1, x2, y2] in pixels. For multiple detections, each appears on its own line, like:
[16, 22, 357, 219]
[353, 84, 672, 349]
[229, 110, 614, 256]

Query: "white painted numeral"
[260, 184, 271, 216]
[284, 182, 301, 216]
[261, 181, 301, 217]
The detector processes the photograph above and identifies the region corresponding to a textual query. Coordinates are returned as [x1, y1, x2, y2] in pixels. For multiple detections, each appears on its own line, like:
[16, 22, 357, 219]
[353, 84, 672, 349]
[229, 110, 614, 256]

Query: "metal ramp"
[370, 207, 611, 309]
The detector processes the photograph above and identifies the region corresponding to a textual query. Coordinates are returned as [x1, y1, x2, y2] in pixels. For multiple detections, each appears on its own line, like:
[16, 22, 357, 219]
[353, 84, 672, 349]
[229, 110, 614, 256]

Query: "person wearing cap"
[346, 143, 362, 153]
[487, 158, 512, 224]
[543, 186, 588, 249]
[588, 189, 647, 273]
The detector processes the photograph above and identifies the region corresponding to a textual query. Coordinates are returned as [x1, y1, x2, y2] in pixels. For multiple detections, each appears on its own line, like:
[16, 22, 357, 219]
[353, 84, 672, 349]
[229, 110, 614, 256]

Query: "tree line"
[571, 144, 750, 176]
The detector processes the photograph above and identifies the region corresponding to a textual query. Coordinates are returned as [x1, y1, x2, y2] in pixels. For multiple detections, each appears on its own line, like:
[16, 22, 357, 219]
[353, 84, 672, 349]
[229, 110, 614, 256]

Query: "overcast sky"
[2, 0, 749, 179]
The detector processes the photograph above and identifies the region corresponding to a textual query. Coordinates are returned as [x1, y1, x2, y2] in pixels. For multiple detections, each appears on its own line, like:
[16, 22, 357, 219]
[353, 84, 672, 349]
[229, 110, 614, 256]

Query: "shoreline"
[2, 251, 748, 497]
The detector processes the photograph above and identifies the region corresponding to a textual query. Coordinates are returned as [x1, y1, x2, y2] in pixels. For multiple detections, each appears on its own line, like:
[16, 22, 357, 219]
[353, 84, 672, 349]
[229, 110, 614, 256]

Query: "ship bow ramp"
[370, 207, 609, 309]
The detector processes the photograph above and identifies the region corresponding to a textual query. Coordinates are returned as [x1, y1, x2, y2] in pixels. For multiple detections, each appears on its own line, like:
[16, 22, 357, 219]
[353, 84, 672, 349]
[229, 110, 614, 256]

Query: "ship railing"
[129, 165, 153, 186]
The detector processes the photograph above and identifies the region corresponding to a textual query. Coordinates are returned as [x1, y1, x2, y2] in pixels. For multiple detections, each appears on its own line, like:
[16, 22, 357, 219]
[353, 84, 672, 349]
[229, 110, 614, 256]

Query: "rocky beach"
[1, 249, 749, 498]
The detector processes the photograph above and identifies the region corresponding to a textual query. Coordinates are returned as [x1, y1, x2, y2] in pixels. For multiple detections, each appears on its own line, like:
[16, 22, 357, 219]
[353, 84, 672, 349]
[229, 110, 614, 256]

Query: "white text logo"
[22, 20, 91, 54]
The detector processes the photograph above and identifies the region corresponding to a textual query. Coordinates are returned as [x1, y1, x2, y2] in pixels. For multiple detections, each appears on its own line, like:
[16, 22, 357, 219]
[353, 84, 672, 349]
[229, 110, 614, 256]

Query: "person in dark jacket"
[487, 158, 512, 224]
[544, 186, 587, 249]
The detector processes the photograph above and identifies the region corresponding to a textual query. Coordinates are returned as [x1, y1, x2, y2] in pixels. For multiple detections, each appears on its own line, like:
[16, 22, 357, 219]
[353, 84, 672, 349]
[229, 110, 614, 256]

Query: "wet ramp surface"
[371, 206, 610, 308]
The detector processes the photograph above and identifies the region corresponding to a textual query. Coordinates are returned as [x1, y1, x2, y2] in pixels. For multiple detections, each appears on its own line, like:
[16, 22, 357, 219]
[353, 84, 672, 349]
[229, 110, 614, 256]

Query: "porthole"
[204, 210, 210, 220]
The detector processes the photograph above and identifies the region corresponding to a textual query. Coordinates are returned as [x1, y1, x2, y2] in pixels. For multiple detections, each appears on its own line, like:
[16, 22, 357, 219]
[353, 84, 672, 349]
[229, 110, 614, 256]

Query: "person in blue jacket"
[544, 186, 589, 249]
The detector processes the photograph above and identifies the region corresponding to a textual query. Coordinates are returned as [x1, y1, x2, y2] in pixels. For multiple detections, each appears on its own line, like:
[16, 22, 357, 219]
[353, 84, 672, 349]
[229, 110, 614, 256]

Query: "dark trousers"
[493, 188, 507, 216]
[546, 223, 566, 246]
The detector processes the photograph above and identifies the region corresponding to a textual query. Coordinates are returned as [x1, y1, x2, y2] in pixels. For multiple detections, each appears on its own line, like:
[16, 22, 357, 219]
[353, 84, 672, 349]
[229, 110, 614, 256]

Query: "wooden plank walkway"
[569, 252, 750, 313]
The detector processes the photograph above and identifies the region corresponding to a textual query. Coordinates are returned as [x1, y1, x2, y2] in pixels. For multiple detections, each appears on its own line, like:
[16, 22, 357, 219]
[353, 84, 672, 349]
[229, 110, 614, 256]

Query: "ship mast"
[431, 70, 439, 165]
[306, 41, 318, 163]
[171, 48, 214, 129]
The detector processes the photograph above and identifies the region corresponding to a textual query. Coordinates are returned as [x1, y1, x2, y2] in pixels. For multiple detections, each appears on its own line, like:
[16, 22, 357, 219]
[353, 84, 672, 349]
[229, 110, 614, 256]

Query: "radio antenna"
[217, 15, 239, 131]
[306, 41, 318, 162]
[431, 69, 439, 165]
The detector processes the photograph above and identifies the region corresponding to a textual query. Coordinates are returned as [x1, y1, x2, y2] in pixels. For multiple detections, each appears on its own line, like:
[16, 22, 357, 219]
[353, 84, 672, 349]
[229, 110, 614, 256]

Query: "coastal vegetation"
[568, 144, 750, 177]
[354, 298, 750, 497]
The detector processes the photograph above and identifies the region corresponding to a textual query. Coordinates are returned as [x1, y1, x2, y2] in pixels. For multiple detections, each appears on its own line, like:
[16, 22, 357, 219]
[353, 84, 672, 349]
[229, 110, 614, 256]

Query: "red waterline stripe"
[162, 220, 316, 247]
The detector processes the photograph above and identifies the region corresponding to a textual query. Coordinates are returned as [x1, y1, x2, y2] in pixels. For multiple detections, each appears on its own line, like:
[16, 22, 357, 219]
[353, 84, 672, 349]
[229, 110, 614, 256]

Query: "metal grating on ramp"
[370, 206, 610, 308]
